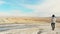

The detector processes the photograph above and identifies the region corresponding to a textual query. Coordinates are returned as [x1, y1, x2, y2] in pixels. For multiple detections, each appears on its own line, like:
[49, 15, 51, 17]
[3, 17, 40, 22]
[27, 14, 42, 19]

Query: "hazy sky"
[0, 0, 60, 17]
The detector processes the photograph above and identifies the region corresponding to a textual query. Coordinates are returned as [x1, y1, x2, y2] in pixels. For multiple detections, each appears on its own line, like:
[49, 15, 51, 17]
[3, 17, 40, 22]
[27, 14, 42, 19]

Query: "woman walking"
[51, 14, 56, 31]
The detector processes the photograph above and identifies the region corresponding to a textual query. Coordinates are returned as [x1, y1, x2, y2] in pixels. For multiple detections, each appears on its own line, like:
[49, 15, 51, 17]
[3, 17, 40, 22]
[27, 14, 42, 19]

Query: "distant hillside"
[0, 17, 59, 24]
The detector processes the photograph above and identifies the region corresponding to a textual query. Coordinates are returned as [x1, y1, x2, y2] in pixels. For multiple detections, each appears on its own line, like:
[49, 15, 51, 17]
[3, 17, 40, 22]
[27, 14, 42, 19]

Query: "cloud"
[0, 1, 6, 5]
[0, 10, 24, 17]
[0, 0, 60, 17]
[6, 10, 38, 17]
[0, 12, 11, 17]
[19, 0, 60, 17]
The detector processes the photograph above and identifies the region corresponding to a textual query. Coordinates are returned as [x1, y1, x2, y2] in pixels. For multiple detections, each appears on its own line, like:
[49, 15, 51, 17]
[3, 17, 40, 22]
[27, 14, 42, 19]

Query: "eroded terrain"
[0, 23, 60, 34]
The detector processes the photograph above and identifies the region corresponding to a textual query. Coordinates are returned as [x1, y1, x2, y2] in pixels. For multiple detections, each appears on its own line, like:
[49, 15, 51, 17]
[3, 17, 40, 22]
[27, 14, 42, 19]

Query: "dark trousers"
[51, 23, 55, 30]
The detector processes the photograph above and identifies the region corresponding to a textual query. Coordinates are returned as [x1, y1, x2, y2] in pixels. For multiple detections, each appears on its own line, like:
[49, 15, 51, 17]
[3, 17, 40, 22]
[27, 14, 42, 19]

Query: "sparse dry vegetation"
[0, 17, 60, 34]
[0, 17, 59, 24]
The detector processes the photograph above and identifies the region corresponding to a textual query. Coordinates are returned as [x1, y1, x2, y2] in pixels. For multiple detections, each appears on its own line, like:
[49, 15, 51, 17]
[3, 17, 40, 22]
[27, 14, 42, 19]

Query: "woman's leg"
[51, 23, 55, 31]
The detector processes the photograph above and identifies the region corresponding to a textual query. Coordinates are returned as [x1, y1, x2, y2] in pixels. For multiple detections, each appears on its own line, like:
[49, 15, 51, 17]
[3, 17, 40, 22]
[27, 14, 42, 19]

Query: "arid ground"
[0, 17, 60, 34]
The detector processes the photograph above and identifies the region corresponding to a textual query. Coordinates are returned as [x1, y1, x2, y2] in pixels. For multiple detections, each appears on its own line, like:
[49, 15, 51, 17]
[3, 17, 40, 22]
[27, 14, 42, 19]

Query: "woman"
[51, 14, 56, 31]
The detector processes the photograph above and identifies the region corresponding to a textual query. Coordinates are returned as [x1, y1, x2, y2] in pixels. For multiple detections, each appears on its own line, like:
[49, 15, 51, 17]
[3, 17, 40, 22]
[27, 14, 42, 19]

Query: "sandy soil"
[0, 23, 60, 34]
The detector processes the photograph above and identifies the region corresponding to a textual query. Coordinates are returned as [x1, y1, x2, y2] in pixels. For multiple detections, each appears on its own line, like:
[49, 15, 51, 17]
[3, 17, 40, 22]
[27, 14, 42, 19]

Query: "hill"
[0, 17, 59, 24]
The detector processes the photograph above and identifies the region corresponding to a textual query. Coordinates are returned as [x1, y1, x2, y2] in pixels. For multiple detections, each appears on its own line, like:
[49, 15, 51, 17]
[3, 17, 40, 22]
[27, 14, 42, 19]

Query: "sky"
[0, 0, 60, 17]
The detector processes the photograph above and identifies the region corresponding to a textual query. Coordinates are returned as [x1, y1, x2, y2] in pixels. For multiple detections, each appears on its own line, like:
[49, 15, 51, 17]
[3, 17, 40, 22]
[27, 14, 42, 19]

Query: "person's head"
[52, 14, 55, 17]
